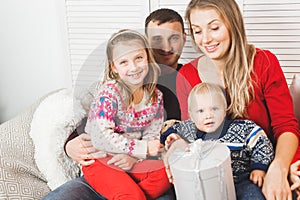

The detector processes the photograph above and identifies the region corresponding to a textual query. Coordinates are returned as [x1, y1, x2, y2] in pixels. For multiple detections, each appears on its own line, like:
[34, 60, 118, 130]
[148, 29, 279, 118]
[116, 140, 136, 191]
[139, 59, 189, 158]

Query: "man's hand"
[107, 154, 137, 171]
[66, 133, 101, 166]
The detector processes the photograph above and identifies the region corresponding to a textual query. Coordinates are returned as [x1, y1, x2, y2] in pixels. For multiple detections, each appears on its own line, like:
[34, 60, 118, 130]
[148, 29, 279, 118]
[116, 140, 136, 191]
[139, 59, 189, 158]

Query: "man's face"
[147, 21, 186, 72]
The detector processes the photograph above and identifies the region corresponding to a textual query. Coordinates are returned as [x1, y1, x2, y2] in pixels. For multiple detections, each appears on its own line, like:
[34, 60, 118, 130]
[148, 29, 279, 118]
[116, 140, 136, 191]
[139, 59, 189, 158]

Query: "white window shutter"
[65, 0, 149, 88]
[241, 0, 300, 85]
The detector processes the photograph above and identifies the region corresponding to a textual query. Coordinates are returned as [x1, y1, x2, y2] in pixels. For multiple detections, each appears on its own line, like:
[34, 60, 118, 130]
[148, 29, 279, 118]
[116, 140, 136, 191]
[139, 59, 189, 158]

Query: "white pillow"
[29, 89, 86, 190]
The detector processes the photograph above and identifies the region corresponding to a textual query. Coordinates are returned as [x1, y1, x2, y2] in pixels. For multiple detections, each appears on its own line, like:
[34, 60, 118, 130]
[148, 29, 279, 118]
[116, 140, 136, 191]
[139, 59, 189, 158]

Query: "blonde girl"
[83, 29, 170, 200]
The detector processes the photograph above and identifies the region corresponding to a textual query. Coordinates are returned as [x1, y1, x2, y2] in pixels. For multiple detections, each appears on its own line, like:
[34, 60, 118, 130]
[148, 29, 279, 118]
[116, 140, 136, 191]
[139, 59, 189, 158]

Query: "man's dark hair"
[145, 8, 185, 34]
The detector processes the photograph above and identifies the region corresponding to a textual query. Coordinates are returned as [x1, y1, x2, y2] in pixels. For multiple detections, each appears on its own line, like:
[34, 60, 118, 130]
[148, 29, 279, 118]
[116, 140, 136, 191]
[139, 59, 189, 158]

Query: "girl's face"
[190, 8, 230, 62]
[111, 40, 149, 89]
[189, 92, 226, 133]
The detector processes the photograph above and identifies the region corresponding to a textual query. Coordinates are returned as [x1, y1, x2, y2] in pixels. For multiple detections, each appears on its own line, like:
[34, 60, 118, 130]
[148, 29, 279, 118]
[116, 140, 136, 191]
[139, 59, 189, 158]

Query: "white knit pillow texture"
[29, 89, 86, 190]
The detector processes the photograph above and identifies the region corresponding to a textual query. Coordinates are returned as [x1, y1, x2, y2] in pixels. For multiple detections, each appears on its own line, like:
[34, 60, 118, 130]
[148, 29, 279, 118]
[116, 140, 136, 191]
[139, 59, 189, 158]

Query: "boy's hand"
[165, 133, 181, 150]
[163, 138, 189, 183]
[250, 169, 266, 187]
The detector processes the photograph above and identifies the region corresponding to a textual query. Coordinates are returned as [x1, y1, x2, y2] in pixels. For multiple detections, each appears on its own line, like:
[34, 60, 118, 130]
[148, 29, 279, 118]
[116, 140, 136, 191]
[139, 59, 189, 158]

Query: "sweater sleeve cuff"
[130, 139, 147, 159]
[249, 163, 269, 172]
[160, 127, 178, 145]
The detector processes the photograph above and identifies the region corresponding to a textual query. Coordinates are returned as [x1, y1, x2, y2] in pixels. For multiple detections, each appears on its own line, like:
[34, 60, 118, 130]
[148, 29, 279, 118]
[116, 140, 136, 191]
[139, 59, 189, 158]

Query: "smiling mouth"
[128, 71, 142, 78]
[204, 44, 218, 53]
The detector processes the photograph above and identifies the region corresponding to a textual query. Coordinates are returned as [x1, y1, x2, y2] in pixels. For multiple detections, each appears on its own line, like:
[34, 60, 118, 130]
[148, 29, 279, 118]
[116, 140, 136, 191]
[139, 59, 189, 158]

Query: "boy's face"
[189, 92, 226, 133]
[146, 21, 186, 73]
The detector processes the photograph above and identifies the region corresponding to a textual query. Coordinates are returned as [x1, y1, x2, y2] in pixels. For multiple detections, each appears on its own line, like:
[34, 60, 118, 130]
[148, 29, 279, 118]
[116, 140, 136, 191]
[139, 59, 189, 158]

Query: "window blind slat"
[66, 0, 149, 88]
[244, 0, 300, 84]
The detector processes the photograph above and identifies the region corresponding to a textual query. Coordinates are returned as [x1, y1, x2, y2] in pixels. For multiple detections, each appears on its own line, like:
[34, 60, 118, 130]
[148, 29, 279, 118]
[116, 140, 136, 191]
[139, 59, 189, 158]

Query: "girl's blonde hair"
[188, 82, 227, 113]
[104, 29, 161, 105]
[185, 0, 256, 119]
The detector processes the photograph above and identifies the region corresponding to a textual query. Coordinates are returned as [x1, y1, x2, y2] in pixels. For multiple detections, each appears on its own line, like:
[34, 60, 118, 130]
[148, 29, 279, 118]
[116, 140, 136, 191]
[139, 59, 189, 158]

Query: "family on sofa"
[1, 0, 300, 199]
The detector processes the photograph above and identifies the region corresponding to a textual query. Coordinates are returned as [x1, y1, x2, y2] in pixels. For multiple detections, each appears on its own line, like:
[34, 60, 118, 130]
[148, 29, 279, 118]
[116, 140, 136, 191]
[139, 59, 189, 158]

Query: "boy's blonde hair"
[103, 29, 161, 105]
[185, 0, 256, 119]
[188, 82, 227, 113]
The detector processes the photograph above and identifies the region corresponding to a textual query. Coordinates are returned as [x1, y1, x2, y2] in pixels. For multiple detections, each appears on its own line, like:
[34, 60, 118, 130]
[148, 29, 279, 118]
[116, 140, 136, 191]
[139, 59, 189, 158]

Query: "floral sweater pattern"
[85, 80, 164, 159]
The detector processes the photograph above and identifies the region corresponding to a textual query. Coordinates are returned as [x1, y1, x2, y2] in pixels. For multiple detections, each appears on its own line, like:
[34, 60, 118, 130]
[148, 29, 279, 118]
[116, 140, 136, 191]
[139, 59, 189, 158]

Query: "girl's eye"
[136, 56, 143, 60]
[119, 60, 127, 65]
[212, 107, 218, 111]
[211, 26, 219, 31]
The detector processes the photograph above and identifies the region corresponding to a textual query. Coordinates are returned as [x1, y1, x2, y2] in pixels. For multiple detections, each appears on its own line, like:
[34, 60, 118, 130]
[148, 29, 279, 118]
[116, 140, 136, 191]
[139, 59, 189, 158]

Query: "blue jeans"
[42, 176, 176, 200]
[235, 173, 265, 200]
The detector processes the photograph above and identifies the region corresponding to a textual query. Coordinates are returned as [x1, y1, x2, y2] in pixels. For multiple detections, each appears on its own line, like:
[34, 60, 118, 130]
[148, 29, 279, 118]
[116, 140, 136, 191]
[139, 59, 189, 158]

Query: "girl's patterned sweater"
[161, 118, 274, 177]
[85, 80, 164, 159]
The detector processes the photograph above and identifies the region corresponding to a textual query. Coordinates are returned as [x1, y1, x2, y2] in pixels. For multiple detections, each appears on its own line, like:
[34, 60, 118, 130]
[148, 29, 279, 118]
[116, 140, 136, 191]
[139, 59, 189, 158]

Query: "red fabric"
[82, 156, 170, 200]
[176, 49, 300, 161]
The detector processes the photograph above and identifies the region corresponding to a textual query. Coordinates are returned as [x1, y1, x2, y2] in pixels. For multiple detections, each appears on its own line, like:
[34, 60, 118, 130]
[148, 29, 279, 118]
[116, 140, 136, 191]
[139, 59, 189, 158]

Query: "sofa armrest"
[0, 89, 63, 199]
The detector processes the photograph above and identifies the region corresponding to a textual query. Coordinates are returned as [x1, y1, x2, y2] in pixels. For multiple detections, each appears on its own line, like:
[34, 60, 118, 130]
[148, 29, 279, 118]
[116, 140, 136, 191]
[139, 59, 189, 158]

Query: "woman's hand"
[290, 160, 300, 199]
[65, 133, 101, 166]
[262, 159, 292, 200]
[107, 154, 137, 171]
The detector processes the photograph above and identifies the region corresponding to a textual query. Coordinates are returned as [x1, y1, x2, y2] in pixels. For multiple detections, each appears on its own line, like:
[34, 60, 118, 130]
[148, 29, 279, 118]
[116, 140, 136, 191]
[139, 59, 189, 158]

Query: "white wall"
[0, 0, 71, 123]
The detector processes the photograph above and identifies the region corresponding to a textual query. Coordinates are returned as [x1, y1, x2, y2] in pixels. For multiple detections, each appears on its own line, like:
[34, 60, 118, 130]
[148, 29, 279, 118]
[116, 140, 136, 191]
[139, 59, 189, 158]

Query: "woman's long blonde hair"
[186, 0, 256, 119]
[104, 29, 160, 105]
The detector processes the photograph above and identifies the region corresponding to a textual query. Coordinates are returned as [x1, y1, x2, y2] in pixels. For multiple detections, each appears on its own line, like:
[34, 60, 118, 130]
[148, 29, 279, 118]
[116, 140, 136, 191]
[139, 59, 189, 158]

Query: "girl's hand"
[250, 169, 265, 187]
[107, 154, 137, 171]
[66, 133, 100, 166]
[165, 133, 181, 150]
[290, 160, 300, 199]
[147, 139, 164, 157]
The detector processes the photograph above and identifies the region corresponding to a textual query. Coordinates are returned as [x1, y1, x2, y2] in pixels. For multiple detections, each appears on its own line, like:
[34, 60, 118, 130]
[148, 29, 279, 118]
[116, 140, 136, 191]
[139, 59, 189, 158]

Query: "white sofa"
[0, 75, 299, 199]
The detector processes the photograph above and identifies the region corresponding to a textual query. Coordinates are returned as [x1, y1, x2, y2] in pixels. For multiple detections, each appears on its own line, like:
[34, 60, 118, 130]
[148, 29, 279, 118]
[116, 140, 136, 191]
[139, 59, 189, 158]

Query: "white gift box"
[169, 140, 236, 200]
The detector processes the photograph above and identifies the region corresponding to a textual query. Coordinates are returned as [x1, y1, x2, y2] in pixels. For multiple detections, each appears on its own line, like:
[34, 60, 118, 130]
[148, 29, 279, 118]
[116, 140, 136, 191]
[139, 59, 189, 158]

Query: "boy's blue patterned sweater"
[160, 118, 274, 177]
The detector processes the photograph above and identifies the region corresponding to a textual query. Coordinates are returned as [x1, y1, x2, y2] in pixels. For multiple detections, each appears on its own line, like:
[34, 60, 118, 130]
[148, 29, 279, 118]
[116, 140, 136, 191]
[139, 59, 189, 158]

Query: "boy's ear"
[188, 111, 194, 122]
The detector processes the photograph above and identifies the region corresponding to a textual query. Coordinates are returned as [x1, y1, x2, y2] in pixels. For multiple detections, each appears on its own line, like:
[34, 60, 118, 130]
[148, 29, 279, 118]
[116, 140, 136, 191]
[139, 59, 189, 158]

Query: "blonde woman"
[176, 0, 300, 199]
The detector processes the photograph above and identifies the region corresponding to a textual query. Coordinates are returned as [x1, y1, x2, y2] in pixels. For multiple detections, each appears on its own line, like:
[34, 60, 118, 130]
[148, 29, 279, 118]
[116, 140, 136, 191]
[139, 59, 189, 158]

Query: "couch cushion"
[0, 95, 51, 199]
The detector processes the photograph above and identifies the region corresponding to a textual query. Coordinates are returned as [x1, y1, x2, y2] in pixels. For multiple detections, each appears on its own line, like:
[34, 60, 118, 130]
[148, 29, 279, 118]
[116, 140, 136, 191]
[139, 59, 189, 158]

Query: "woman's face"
[190, 8, 230, 62]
